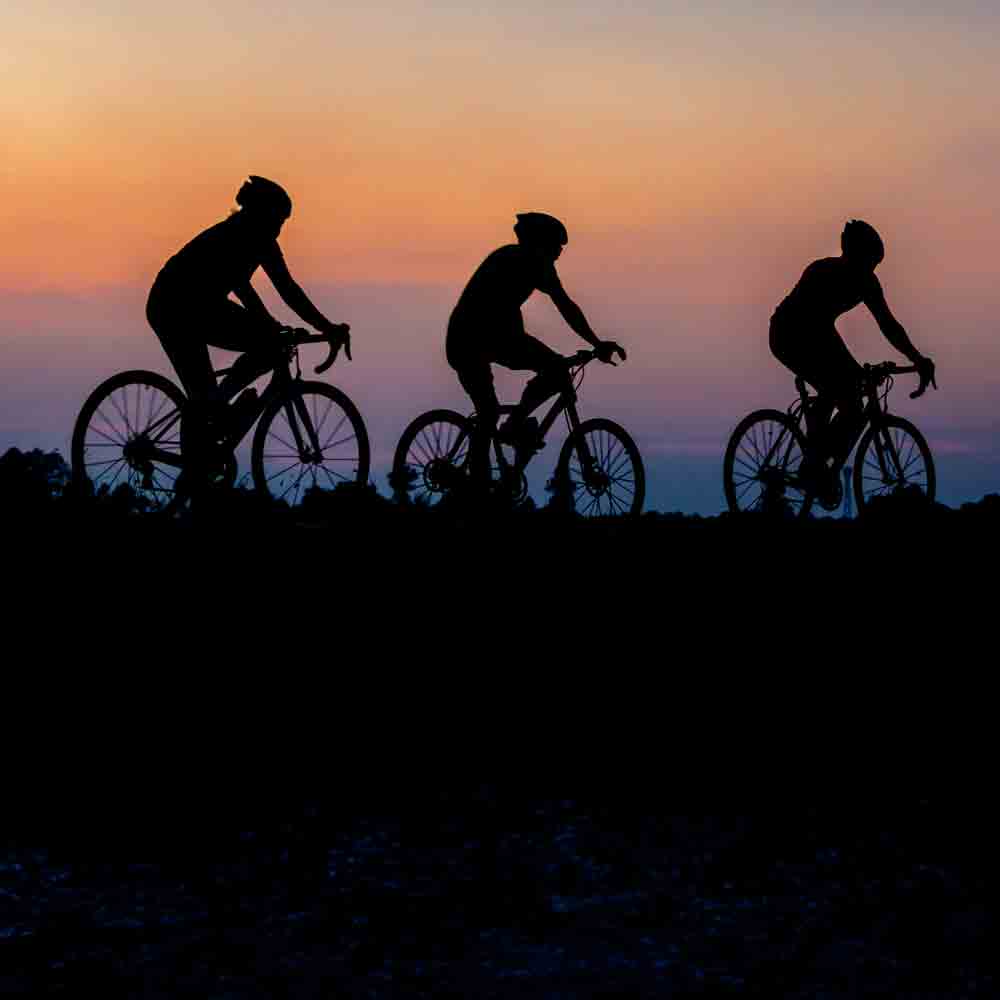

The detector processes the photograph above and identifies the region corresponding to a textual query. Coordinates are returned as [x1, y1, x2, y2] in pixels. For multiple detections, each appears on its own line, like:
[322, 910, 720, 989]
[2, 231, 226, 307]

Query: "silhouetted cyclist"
[146, 176, 349, 437]
[447, 212, 624, 490]
[770, 220, 936, 499]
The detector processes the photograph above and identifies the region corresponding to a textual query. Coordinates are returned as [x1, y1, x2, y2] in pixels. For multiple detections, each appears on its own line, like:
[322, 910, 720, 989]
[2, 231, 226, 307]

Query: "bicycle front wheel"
[71, 369, 187, 514]
[852, 416, 935, 511]
[723, 409, 811, 516]
[390, 409, 471, 507]
[556, 418, 645, 517]
[251, 381, 370, 506]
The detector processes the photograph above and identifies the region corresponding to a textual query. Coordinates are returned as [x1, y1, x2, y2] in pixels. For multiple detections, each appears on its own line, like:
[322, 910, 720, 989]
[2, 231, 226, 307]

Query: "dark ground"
[3, 503, 996, 996]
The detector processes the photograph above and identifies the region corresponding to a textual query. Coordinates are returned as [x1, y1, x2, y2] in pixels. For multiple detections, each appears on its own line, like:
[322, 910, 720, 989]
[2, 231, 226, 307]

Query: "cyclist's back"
[447, 242, 560, 354]
[151, 214, 284, 306]
[772, 255, 880, 332]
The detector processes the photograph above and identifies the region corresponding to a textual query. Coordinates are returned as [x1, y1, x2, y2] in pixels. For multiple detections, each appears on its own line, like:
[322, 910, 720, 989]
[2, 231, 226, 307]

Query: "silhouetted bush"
[298, 480, 395, 522]
[0, 447, 70, 511]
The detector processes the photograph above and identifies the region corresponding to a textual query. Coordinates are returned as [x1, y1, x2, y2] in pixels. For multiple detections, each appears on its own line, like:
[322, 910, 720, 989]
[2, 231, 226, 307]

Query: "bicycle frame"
[787, 371, 901, 471]
[142, 338, 327, 472]
[782, 365, 926, 503]
[486, 357, 599, 488]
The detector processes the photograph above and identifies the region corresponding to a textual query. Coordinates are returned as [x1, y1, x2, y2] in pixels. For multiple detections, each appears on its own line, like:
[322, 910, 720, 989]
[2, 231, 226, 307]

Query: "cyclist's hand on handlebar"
[330, 323, 352, 362]
[315, 323, 352, 374]
[595, 340, 626, 365]
[911, 355, 937, 399]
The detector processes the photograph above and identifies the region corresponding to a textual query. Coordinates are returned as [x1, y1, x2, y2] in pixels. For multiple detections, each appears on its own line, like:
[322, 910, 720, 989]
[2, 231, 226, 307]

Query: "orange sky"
[4, 2, 998, 293]
[2, 2, 999, 510]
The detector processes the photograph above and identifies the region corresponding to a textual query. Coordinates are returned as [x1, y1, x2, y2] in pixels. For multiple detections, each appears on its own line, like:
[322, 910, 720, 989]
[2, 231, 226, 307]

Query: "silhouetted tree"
[0, 448, 70, 510]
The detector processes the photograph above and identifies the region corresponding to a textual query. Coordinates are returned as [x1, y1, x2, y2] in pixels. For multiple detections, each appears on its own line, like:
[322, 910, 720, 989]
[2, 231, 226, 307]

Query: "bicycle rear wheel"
[852, 416, 935, 511]
[390, 409, 472, 507]
[723, 409, 811, 516]
[71, 370, 187, 514]
[556, 418, 644, 517]
[251, 381, 369, 506]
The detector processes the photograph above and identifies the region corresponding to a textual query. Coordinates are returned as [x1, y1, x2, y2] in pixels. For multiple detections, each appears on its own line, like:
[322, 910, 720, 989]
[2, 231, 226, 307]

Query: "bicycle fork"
[284, 393, 323, 463]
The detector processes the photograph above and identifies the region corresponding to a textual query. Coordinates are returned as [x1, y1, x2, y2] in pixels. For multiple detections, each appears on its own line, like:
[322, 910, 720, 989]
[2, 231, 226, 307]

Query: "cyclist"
[146, 176, 350, 429]
[769, 219, 935, 498]
[446, 212, 624, 489]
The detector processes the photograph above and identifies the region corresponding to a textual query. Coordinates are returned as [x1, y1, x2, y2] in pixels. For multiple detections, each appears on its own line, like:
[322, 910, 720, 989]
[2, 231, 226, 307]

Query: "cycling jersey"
[772, 257, 881, 329]
[150, 215, 285, 304]
[447, 244, 563, 349]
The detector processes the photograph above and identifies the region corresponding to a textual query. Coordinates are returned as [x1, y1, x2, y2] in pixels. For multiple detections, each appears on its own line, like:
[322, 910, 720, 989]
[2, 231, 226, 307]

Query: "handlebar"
[565, 349, 599, 367]
[280, 325, 351, 375]
[564, 344, 627, 368]
[864, 360, 937, 400]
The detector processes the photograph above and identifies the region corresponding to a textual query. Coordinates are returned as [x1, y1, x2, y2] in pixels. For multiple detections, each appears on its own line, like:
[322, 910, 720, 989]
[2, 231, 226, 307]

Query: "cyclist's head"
[236, 176, 292, 230]
[841, 219, 884, 268]
[514, 212, 568, 259]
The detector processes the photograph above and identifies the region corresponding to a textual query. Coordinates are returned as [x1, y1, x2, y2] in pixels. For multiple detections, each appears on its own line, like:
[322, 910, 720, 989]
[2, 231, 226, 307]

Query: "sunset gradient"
[3, 2, 999, 511]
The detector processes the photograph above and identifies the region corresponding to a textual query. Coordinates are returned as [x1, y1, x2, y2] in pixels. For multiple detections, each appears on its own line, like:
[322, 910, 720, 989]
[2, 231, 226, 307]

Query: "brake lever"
[909, 370, 938, 400]
[314, 329, 351, 374]
[314, 343, 337, 375]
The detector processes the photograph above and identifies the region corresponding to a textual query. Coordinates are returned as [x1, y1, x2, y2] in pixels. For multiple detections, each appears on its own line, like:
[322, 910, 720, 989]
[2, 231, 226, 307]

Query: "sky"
[2, 1, 998, 512]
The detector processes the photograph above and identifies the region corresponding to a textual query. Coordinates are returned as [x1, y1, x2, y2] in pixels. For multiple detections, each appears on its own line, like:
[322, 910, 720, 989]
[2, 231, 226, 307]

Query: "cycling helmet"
[514, 212, 568, 247]
[236, 176, 292, 220]
[841, 219, 884, 265]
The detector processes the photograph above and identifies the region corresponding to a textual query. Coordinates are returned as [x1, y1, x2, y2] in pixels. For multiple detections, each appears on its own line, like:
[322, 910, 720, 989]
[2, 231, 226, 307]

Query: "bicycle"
[723, 362, 935, 518]
[71, 326, 369, 514]
[391, 349, 645, 516]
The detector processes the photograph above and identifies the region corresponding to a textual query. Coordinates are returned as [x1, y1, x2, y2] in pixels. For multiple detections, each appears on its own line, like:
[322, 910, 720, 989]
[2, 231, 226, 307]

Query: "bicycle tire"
[251, 380, 370, 505]
[71, 369, 188, 515]
[390, 409, 472, 507]
[556, 417, 645, 517]
[723, 409, 812, 517]
[852, 416, 935, 512]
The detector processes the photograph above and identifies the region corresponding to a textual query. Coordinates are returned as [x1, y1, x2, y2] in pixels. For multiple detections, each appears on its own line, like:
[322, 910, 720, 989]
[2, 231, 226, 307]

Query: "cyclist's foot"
[497, 415, 544, 454]
[798, 461, 841, 508]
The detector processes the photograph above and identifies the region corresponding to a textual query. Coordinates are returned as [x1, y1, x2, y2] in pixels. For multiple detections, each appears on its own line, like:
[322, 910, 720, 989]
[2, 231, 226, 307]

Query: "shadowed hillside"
[3, 445, 996, 995]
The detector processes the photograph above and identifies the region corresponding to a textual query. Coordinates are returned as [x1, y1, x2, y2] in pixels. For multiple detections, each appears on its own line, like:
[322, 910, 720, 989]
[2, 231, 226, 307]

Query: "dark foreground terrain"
[3, 491, 998, 996]
[4, 789, 1000, 997]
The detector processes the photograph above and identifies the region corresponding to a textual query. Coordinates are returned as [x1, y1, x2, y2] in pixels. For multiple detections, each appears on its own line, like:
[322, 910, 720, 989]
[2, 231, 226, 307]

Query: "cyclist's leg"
[146, 294, 221, 499]
[453, 361, 498, 491]
[495, 335, 570, 430]
[146, 293, 215, 403]
[771, 319, 838, 469]
[823, 336, 866, 470]
[205, 301, 285, 399]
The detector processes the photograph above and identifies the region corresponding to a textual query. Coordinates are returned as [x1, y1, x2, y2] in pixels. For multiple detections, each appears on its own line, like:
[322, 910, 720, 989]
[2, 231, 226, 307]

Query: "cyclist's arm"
[548, 285, 600, 348]
[865, 281, 924, 363]
[232, 282, 280, 330]
[262, 248, 342, 334]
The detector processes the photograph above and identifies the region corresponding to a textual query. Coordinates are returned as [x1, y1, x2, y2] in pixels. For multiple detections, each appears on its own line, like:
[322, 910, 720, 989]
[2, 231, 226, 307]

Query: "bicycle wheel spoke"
[266, 459, 302, 484]
[420, 428, 440, 459]
[319, 465, 350, 486]
[92, 457, 127, 482]
[88, 422, 128, 447]
[322, 432, 357, 452]
[320, 410, 347, 447]
[279, 463, 308, 503]
[268, 428, 300, 454]
[109, 388, 134, 438]
[411, 437, 433, 465]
